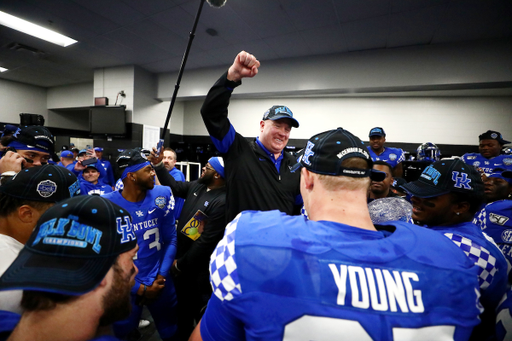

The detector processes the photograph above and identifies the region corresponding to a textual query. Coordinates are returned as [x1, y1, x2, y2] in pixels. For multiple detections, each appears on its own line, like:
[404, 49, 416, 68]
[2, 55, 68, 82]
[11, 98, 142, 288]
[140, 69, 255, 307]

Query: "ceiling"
[0, 0, 511, 88]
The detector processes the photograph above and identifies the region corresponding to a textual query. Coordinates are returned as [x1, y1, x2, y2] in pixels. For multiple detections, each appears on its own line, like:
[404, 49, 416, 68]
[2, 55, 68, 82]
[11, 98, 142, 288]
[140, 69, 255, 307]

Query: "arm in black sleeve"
[154, 163, 191, 199]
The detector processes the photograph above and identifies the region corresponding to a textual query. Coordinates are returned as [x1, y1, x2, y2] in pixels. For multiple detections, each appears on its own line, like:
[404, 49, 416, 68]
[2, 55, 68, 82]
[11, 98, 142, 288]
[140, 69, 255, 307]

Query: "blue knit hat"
[208, 157, 225, 179]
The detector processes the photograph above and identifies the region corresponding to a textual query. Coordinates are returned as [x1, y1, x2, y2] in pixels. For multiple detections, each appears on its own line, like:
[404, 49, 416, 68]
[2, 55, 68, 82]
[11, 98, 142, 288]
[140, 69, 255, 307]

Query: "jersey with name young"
[200, 211, 481, 341]
[102, 186, 177, 289]
[462, 153, 512, 175]
[367, 147, 405, 168]
[427, 221, 508, 310]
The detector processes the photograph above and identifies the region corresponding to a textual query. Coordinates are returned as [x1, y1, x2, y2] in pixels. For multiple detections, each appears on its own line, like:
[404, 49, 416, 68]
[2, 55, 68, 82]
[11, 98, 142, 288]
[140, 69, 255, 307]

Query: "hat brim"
[401, 180, 451, 198]
[0, 247, 116, 296]
[266, 115, 299, 128]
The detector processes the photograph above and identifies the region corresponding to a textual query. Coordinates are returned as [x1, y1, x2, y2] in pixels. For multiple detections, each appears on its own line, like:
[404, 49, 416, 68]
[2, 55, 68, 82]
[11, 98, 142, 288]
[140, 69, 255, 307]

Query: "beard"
[198, 171, 215, 186]
[98, 262, 134, 326]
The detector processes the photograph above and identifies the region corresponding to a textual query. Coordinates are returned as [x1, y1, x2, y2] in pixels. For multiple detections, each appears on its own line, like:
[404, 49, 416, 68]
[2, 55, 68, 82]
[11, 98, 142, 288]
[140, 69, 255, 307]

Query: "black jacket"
[201, 72, 301, 223]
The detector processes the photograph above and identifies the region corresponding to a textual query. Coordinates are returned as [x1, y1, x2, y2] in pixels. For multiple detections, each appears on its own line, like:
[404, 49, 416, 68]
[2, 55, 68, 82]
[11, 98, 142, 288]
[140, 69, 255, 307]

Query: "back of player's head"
[0, 195, 136, 296]
[116, 147, 151, 180]
[0, 164, 80, 216]
[416, 142, 441, 162]
[401, 159, 484, 208]
[297, 128, 385, 182]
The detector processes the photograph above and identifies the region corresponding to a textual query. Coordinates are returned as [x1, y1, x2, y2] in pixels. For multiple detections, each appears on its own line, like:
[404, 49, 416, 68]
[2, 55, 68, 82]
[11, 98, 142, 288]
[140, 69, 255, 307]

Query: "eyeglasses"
[205, 165, 215, 172]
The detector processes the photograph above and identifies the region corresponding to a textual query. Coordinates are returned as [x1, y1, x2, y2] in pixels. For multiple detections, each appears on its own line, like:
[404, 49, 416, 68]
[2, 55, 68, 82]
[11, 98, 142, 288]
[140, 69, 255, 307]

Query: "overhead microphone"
[206, 0, 227, 8]
[160, 0, 226, 140]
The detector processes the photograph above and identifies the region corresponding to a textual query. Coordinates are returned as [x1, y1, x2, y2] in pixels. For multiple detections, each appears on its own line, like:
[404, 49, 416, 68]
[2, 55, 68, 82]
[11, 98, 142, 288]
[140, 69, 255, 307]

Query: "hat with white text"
[0, 196, 137, 295]
[262, 105, 299, 128]
[401, 159, 484, 198]
[296, 128, 385, 181]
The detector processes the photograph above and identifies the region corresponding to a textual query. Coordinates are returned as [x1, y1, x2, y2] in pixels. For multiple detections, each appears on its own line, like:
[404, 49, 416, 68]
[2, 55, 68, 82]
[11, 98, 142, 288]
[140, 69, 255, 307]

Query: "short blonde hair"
[316, 158, 371, 191]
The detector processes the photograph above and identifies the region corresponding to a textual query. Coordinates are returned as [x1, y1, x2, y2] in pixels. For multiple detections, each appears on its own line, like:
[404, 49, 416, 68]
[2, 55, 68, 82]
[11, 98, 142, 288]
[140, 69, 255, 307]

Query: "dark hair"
[21, 291, 77, 312]
[0, 193, 54, 217]
[373, 161, 393, 174]
[450, 191, 484, 215]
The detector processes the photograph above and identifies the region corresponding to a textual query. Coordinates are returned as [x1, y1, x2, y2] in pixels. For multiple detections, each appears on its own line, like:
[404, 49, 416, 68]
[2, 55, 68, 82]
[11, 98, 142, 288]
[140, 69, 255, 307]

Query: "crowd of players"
[0, 50, 511, 341]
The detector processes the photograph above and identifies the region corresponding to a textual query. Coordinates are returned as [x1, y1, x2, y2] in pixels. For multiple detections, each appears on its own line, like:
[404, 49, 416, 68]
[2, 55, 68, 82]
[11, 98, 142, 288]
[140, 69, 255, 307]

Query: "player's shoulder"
[462, 152, 479, 160]
[385, 221, 476, 270]
[150, 185, 172, 197]
[101, 189, 120, 200]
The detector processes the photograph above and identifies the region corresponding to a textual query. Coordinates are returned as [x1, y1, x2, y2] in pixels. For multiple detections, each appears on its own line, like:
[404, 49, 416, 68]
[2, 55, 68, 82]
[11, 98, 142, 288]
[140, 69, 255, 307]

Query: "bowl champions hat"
[0, 164, 81, 201]
[296, 127, 385, 181]
[401, 159, 484, 198]
[262, 105, 299, 128]
[0, 196, 137, 295]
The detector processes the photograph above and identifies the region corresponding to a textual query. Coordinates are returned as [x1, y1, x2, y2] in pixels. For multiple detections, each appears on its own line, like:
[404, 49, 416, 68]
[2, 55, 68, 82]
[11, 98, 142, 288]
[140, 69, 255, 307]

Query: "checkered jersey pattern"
[444, 233, 497, 290]
[164, 186, 174, 217]
[210, 213, 242, 301]
[473, 208, 487, 231]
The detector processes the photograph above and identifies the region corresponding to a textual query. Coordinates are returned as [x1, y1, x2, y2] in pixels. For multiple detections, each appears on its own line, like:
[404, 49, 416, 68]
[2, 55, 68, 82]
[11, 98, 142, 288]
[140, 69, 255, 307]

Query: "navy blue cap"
[479, 130, 510, 145]
[262, 105, 299, 128]
[369, 127, 386, 137]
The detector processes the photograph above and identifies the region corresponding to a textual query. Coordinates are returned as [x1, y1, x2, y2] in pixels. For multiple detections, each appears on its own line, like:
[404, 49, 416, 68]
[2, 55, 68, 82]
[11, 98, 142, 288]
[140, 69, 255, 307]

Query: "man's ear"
[17, 205, 37, 224]
[301, 168, 314, 190]
[260, 120, 265, 132]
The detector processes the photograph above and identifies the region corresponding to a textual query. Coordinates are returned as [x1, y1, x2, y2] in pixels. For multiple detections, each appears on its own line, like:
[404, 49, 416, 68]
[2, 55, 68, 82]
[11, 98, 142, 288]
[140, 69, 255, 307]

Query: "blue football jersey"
[474, 200, 512, 264]
[462, 153, 512, 175]
[496, 289, 512, 341]
[428, 222, 508, 310]
[367, 147, 405, 168]
[102, 186, 177, 287]
[200, 210, 481, 341]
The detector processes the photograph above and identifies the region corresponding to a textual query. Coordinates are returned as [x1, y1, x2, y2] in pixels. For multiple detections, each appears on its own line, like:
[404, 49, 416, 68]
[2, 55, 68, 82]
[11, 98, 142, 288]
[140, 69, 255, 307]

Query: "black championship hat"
[10, 125, 55, 154]
[0, 196, 137, 295]
[369, 127, 386, 137]
[479, 130, 510, 145]
[296, 127, 385, 181]
[0, 164, 81, 201]
[262, 105, 299, 128]
[401, 159, 484, 198]
[116, 147, 150, 169]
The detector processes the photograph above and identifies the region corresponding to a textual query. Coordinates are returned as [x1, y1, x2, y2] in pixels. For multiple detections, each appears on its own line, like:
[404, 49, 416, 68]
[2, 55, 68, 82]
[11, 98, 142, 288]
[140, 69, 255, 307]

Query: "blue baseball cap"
[60, 150, 74, 158]
[488, 170, 512, 186]
[262, 105, 299, 128]
[94, 147, 104, 152]
[369, 127, 386, 137]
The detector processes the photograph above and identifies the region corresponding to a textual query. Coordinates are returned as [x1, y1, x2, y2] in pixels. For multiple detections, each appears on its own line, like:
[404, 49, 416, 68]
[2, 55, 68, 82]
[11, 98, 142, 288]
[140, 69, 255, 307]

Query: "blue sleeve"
[211, 125, 236, 154]
[158, 190, 178, 277]
[200, 295, 245, 341]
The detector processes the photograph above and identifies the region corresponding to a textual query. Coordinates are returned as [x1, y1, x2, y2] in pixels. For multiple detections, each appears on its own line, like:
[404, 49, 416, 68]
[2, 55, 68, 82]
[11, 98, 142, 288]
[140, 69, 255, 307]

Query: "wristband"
[142, 284, 147, 297]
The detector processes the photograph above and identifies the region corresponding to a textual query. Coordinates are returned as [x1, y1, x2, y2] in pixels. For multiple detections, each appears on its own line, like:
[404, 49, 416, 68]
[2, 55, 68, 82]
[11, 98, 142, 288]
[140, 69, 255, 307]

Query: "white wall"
[0, 78, 47, 124]
[182, 96, 512, 146]
[47, 83, 93, 109]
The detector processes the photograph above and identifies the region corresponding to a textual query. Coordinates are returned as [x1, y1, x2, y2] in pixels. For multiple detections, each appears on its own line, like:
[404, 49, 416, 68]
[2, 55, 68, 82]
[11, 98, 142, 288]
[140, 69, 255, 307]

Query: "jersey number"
[144, 228, 161, 251]
[283, 316, 455, 340]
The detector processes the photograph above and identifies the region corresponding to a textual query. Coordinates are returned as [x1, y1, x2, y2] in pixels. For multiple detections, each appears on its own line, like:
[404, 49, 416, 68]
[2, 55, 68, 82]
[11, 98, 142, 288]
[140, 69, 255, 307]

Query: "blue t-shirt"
[462, 153, 512, 175]
[200, 211, 481, 341]
[169, 167, 185, 220]
[102, 186, 177, 292]
[367, 147, 405, 168]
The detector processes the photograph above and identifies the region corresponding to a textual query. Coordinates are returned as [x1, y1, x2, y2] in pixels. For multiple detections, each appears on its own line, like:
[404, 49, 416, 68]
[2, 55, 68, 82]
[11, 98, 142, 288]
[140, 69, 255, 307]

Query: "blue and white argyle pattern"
[444, 233, 497, 290]
[473, 208, 487, 230]
[210, 213, 242, 301]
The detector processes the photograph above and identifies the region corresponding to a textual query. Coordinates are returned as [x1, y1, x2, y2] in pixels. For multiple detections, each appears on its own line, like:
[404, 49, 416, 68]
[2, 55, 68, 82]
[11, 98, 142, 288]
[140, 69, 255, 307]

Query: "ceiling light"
[0, 11, 77, 47]
[0, 67, 7, 72]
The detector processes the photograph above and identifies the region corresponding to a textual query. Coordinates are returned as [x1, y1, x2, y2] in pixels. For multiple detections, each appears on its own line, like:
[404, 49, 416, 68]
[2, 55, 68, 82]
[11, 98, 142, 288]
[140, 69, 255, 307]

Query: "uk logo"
[135, 210, 144, 217]
[116, 216, 136, 243]
[302, 141, 315, 166]
[204, 201, 209, 207]
[452, 171, 472, 189]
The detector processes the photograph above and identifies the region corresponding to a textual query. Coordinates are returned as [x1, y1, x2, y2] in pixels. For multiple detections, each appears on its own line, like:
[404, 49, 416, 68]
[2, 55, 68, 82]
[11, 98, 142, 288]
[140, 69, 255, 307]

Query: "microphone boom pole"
[160, 0, 207, 140]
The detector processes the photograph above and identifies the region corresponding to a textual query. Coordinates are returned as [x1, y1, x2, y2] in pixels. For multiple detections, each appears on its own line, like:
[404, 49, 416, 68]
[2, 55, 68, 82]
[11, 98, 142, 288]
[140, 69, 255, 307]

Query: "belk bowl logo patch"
[501, 229, 512, 243]
[155, 196, 166, 209]
[503, 158, 512, 166]
[37, 180, 57, 198]
[389, 153, 397, 161]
